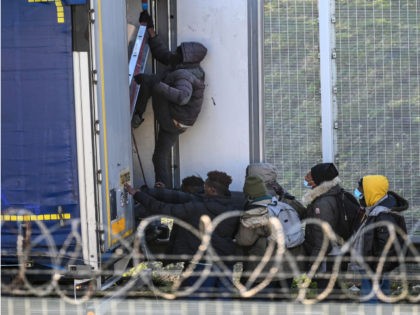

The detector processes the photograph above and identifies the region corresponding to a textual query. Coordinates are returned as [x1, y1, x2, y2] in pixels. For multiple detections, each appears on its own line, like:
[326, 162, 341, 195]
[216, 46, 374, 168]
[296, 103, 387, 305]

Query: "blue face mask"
[303, 179, 312, 189]
[353, 188, 363, 200]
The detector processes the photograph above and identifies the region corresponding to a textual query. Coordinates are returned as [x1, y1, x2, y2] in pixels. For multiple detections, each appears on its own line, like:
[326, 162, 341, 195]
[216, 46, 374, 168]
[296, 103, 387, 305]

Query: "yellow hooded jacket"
[353, 174, 409, 273]
[362, 175, 389, 207]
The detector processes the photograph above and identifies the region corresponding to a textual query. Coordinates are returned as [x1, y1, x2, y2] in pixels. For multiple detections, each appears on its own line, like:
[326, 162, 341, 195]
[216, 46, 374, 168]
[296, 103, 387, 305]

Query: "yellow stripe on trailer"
[27, 0, 65, 24]
[0, 213, 72, 221]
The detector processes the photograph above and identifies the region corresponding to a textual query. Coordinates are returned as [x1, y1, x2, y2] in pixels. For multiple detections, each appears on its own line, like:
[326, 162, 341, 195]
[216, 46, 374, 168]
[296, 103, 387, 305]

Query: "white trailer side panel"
[177, 1, 250, 191]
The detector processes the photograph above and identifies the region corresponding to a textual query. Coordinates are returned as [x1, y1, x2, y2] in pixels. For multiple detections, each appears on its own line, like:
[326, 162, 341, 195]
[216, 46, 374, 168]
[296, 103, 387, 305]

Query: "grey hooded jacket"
[149, 35, 207, 126]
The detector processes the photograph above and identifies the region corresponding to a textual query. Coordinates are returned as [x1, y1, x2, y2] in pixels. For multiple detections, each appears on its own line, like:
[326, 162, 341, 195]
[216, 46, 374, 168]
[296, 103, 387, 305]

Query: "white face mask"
[303, 179, 312, 189]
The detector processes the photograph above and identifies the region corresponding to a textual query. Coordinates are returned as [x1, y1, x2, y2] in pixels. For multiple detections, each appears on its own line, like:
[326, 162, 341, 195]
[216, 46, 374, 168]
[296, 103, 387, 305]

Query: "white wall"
[177, 0, 250, 191]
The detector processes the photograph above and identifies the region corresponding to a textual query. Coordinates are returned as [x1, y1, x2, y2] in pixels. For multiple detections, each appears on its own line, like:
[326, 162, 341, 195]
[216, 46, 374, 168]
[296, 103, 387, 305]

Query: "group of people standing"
[124, 161, 409, 300]
[128, 10, 409, 301]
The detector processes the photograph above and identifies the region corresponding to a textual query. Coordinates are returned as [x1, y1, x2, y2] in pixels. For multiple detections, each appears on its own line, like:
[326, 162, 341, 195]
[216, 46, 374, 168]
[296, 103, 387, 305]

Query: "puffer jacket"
[236, 197, 307, 280]
[149, 35, 207, 126]
[236, 199, 271, 247]
[302, 177, 343, 258]
[353, 175, 408, 273]
[132, 190, 238, 262]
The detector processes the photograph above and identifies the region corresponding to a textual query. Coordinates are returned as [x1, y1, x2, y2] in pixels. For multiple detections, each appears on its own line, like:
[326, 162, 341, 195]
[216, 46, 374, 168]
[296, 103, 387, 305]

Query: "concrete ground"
[2, 297, 419, 315]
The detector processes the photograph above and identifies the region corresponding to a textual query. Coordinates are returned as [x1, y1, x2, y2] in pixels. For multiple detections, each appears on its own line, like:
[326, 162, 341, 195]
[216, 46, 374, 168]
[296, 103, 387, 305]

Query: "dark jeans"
[136, 81, 187, 188]
[360, 272, 391, 303]
[152, 93, 184, 188]
[134, 82, 152, 118]
[152, 128, 180, 188]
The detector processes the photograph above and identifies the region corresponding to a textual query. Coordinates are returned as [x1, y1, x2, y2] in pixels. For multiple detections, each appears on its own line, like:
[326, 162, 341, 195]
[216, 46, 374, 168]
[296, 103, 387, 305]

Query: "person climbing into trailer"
[132, 175, 205, 226]
[132, 10, 208, 189]
[131, 175, 205, 264]
[180, 175, 205, 194]
[125, 170, 239, 296]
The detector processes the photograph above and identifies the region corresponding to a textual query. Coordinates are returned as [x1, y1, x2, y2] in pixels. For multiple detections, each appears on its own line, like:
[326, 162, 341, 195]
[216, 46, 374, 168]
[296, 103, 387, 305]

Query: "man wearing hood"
[246, 162, 307, 219]
[351, 175, 408, 301]
[133, 11, 208, 188]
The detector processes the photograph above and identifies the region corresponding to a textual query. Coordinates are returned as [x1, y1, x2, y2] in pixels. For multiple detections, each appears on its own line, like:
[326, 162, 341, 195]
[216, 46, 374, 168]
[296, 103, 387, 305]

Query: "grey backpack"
[267, 197, 305, 248]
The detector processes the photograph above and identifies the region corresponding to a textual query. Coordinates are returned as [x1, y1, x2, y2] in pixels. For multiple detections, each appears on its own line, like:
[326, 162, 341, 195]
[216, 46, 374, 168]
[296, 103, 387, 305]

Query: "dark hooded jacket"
[148, 35, 207, 126]
[132, 190, 238, 263]
[353, 175, 408, 273]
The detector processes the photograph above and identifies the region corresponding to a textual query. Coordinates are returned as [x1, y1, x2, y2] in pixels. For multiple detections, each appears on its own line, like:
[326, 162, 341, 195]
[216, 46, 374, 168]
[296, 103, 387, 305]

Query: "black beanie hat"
[310, 163, 339, 185]
[243, 175, 268, 199]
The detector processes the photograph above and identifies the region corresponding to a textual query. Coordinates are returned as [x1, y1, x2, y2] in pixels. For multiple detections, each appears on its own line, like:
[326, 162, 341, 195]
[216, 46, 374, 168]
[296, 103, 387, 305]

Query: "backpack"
[235, 207, 271, 247]
[267, 197, 305, 248]
[281, 193, 307, 220]
[335, 189, 365, 241]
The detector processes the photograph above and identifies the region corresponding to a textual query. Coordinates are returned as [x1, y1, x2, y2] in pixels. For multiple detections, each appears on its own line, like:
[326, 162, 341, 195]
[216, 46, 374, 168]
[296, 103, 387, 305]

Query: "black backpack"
[335, 189, 365, 241]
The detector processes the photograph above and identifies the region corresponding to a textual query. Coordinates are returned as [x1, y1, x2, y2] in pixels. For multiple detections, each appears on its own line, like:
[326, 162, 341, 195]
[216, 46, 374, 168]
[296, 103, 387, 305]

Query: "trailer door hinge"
[97, 226, 105, 252]
[334, 121, 339, 129]
[97, 170, 102, 183]
[91, 70, 98, 84]
[89, 9, 95, 24]
[94, 120, 100, 134]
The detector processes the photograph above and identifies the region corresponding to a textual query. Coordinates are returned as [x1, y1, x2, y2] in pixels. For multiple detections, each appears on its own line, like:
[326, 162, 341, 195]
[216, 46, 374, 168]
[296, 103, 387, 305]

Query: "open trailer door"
[88, 0, 135, 254]
[1, 1, 136, 284]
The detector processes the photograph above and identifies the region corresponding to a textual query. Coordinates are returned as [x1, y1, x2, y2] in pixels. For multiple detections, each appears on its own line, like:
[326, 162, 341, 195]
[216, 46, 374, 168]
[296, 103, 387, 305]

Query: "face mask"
[303, 179, 312, 189]
[353, 188, 363, 200]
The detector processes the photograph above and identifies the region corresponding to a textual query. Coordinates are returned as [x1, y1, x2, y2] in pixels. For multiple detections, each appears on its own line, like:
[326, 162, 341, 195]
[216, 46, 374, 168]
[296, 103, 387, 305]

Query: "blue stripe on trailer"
[1, 1, 81, 264]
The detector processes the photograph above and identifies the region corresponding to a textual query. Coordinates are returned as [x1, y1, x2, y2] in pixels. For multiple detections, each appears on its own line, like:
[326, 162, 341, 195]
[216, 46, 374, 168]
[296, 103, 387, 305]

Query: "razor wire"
[1, 207, 419, 304]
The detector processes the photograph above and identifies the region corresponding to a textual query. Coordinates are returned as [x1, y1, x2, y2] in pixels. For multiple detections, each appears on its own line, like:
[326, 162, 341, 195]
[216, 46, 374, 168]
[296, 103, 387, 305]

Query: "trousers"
[152, 93, 185, 188]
